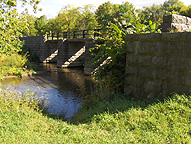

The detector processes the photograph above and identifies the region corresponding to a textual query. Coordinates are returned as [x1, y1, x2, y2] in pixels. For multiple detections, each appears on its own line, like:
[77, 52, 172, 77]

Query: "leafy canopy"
[0, 0, 40, 55]
[90, 1, 160, 92]
[46, 4, 98, 33]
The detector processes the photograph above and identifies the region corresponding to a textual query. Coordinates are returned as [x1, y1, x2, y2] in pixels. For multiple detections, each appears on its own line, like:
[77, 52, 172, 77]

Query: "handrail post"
[63, 32, 66, 39]
[94, 29, 100, 39]
[57, 32, 59, 40]
[83, 30, 85, 39]
[47, 31, 50, 40]
[73, 31, 76, 38]
[52, 33, 54, 40]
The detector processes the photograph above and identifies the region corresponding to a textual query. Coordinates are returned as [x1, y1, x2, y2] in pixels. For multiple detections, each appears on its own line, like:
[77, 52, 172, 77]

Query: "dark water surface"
[1, 64, 94, 118]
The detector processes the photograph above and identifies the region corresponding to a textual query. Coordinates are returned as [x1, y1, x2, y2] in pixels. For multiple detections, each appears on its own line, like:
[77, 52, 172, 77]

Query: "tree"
[46, 4, 98, 34]
[95, 1, 137, 29]
[162, 0, 186, 14]
[180, 5, 191, 18]
[95, 1, 115, 28]
[21, 13, 38, 36]
[140, 4, 163, 25]
[35, 15, 48, 35]
[139, 0, 187, 29]
[0, 0, 40, 55]
[76, 4, 97, 30]
[90, 2, 160, 92]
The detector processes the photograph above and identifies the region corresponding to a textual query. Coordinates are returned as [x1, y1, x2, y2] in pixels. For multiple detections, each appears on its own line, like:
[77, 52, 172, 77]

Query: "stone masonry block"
[125, 76, 143, 88]
[163, 15, 172, 23]
[144, 81, 162, 93]
[179, 74, 191, 86]
[171, 23, 191, 32]
[139, 68, 154, 79]
[163, 14, 187, 24]
[126, 54, 137, 64]
[125, 66, 138, 75]
[139, 67, 168, 80]
[136, 55, 152, 67]
[161, 33, 181, 42]
[126, 54, 152, 67]
[140, 42, 161, 55]
[187, 17, 191, 25]
[167, 57, 191, 72]
[125, 15, 191, 99]
[139, 33, 161, 42]
[180, 33, 191, 41]
[126, 34, 140, 41]
[152, 56, 167, 68]
[126, 42, 135, 53]
[160, 42, 187, 57]
[124, 85, 135, 96]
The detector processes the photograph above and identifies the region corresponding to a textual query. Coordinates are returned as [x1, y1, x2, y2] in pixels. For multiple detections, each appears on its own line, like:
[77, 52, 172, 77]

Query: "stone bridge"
[20, 14, 191, 99]
[20, 36, 99, 75]
[20, 14, 191, 76]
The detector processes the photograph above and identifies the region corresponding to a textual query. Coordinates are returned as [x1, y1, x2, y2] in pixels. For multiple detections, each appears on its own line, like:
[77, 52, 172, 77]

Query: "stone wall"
[20, 36, 97, 69]
[20, 36, 63, 63]
[57, 39, 86, 67]
[20, 36, 47, 62]
[125, 32, 191, 99]
[162, 14, 191, 32]
[43, 40, 61, 63]
[84, 39, 99, 75]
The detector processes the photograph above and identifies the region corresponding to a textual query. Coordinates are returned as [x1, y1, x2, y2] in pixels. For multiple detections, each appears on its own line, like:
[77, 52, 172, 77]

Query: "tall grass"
[0, 87, 190, 143]
[0, 53, 29, 77]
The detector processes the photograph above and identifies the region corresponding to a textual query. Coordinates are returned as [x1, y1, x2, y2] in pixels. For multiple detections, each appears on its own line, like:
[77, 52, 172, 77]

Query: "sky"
[18, 0, 191, 19]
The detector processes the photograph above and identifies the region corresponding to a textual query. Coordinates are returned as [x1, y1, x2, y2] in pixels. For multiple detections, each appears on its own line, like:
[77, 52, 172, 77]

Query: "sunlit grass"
[0, 87, 190, 143]
[0, 54, 35, 78]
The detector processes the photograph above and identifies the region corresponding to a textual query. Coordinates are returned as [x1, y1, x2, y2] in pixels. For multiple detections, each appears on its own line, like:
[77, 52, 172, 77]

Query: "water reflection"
[1, 64, 94, 118]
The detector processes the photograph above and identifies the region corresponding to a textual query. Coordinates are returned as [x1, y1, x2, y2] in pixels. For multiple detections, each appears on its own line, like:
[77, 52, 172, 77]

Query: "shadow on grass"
[65, 88, 174, 124]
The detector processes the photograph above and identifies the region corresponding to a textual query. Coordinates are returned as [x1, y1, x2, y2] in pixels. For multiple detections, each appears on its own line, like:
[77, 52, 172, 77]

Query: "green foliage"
[76, 4, 98, 30]
[75, 93, 191, 143]
[180, 5, 191, 17]
[138, 0, 187, 28]
[46, 4, 98, 33]
[163, 0, 186, 14]
[90, 10, 160, 92]
[0, 53, 28, 77]
[35, 15, 48, 35]
[21, 14, 38, 36]
[138, 4, 163, 27]
[0, 0, 40, 54]
[90, 23, 126, 92]
[90, 0, 188, 92]
[0, 89, 190, 143]
[95, 1, 136, 28]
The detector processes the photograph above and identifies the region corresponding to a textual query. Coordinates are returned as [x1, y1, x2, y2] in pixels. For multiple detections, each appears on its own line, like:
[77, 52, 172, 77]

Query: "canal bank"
[1, 63, 94, 119]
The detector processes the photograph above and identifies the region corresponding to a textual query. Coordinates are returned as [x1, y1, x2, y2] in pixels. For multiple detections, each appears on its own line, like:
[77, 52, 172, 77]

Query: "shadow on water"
[1, 63, 95, 119]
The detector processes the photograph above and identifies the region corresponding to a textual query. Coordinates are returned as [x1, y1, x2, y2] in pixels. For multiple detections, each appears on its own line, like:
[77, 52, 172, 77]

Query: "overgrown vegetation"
[0, 54, 27, 77]
[1, 0, 191, 142]
[0, 0, 40, 77]
[0, 89, 190, 143]
[21, 0, 191, 36]
[89, 16, 160, 92]
[87, 0, 190, 92]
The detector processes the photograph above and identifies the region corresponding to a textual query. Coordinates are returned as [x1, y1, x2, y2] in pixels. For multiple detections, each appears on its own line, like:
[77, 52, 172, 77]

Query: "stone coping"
[126, 32, 191, 42]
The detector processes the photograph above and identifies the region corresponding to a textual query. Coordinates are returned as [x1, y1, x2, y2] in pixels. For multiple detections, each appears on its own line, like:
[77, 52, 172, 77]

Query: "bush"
[0, 53, 28, 77]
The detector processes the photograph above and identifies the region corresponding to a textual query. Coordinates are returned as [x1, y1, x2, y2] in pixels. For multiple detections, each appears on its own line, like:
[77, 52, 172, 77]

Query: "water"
[1, 64, 94, 119]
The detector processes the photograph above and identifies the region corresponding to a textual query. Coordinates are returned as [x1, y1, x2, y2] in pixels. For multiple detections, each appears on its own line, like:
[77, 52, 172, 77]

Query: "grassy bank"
[0, 54, 35, 79]
[0, 89, 190, 143]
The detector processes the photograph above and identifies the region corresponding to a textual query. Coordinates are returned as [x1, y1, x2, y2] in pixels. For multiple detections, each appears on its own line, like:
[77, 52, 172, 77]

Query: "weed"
[0, 87, 190, 143]
[0, 53, 32, 77]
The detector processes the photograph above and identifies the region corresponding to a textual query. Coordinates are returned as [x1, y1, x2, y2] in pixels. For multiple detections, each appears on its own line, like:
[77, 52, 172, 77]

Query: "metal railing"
[47, 29, 108, 40]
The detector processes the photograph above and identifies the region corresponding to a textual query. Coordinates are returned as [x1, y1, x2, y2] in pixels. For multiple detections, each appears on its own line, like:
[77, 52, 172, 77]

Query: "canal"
[1, 64, 94, 119]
